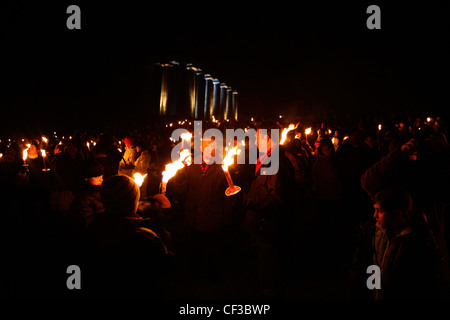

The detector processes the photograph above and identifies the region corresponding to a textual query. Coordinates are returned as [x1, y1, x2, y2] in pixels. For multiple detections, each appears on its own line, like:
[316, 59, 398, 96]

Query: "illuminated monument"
[147, 61, 238, 120]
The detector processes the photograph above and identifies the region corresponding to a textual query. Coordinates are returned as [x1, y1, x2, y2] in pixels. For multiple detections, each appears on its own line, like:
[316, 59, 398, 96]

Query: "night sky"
[1, 2, 449, 136]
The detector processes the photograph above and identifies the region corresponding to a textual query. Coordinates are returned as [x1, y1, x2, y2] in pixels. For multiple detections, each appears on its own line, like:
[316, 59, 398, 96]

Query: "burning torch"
[41, 149, 50, 171]
[160, 149, 192, 195]
[22, 147, 29, 167]
[222, 146, 241, 196]
[280, 123, 298, 145]
[133, 172, 147, 188]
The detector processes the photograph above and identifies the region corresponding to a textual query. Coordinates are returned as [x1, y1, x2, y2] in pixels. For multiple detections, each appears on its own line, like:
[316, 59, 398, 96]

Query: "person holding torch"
[241, 119, 296, 299]
[25, 141, 53, 191]
[118, 135, 138, 178]
[170, 136, 231, 280]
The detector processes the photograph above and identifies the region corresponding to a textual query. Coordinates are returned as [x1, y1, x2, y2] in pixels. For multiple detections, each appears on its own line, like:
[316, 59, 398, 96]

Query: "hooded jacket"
[348, 222, 440, 300]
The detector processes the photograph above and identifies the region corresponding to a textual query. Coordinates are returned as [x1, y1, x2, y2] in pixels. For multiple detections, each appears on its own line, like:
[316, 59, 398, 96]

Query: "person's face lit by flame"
[28, 145, 38, 157]
[87, 175, 103, 186]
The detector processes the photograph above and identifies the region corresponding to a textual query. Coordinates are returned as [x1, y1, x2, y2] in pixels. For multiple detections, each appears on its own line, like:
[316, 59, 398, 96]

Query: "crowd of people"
[1, 111, 449, 300]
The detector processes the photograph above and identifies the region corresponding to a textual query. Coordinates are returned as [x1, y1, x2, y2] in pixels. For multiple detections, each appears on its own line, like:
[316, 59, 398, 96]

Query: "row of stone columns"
[157, 61, 238, 120]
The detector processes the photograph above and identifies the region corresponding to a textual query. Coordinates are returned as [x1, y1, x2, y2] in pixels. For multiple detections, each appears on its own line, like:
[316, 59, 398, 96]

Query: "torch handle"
[159, 181, 167, 195]
[223, 171, 234, 188]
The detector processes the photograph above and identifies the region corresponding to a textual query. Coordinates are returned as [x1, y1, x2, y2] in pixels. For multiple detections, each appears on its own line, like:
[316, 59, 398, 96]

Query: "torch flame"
[180, 132, 192, 142]
[42, 136, 48, 143]
[133, 173, 147, 188]
[23, 148, 28, 161]
[305, 127, 312, 135]
[222, 146, 241, 172]
[161, 149, 191, 184]
[41, 150, 46, 157]
[280, 123, 298, 145]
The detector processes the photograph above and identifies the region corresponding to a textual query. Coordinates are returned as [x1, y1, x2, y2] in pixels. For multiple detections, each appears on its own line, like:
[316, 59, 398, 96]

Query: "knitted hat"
[101, 174, 140, 216]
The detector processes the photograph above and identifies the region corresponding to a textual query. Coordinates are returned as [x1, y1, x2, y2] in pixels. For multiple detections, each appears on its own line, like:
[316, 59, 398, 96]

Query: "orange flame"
[280, 123, 298, 145]
[133, 173, 147, 188]
[162, 149, 191, 184]
[222, 146, 241, 172]
[180, 132, 192, 141]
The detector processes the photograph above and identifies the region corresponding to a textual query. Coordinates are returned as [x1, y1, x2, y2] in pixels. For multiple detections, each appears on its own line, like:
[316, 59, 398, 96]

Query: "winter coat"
[52, 152, 84, 193]
[118, 145, 138, 177]
[242, 147, 295, 239]
[85, 211, 173, 299]
[348, 222, 440, 300]
[361, 149, 439, 208]
[134, 150, 152, 174]
[175, 163, 229, 233]
[312, 154, 342, 201]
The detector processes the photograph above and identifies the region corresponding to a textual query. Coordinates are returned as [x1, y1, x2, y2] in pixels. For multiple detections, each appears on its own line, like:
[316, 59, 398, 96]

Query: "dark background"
[1, 1, 449, 136]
